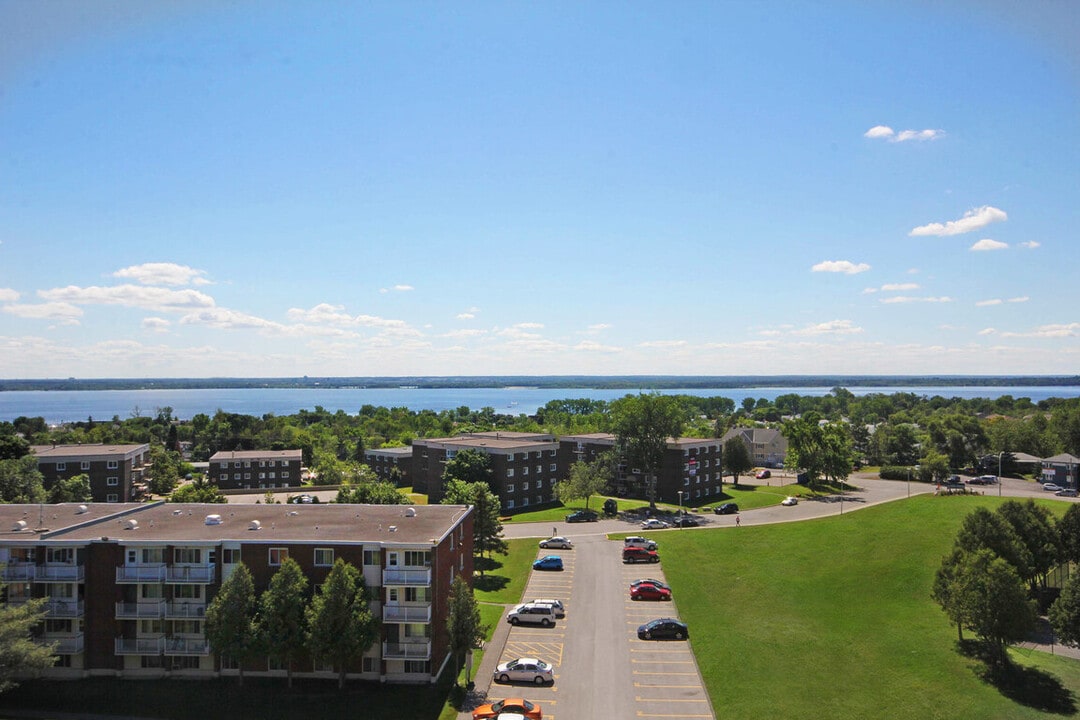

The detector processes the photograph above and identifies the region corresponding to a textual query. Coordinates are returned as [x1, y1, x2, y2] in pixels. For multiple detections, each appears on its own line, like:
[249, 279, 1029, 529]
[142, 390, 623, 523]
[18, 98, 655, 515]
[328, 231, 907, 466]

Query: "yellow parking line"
[631, 659, 695, 664]
[632, 671, 698, 676]
[635, 682, 702, 688]
[636, 697, 708, 703]
[636, 713, 712, 718]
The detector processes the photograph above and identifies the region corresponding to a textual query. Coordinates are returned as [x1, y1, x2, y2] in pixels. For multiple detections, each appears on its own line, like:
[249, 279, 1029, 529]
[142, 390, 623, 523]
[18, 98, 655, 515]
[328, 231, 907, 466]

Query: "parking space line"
[631, 659, 696, 664]
[634, 682, 702, 688]
[632, 671, 698, 676]
[635, 713, 712, 718]
[636, 698, 709, 703]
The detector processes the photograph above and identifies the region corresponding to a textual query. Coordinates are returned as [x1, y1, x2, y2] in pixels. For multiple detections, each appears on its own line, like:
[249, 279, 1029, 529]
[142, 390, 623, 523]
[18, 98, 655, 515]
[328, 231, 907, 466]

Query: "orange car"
[471, 697, 543, 720]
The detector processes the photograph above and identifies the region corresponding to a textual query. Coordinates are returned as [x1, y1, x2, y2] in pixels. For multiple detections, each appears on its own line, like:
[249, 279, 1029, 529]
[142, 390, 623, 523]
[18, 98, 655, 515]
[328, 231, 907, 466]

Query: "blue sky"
[1, 1, 1077, 378]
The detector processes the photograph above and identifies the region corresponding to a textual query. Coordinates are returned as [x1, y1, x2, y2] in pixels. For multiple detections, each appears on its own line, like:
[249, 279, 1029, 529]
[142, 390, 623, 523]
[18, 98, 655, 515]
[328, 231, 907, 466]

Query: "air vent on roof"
[76, 504, 89, 514]
[12, 520, 27, 532]
[205, 514, 222, 525]
[125, 519, 139, 530]
[405, 507, 416, 517]
[249, 520, 262, 531]
[389, 525, 397, 532]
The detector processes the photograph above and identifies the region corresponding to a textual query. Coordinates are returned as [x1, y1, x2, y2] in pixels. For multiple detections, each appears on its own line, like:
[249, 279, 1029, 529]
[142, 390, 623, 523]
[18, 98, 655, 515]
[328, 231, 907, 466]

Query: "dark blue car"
[533, 555, 563, 571]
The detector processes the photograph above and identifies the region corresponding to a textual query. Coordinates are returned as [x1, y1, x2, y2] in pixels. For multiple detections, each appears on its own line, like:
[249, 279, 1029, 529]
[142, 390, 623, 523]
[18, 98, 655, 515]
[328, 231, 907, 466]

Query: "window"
[107, 460, 118, 469]
[522, 466, 529, 475]
[314, 548, 334, 566]
[282, 471, 289, 479]
[174, 585, 202, 599]
[269, 548, 288, 566]
[107, 493, 118, 502]
[244, 461, 251, 468]
[506, 499, 515, 509]
[549, 449, 557, 457]
[363, 549, 382, 566]
[56, 462, 66, 471]
[80, 461, 90, 470]
[522, 497, 529, 507]
[362, 656, 378, 673]
[405, 586, 430, 603]
[47, 547, 73, 564]
[141, 585, 163, 599]
[234, 462, 242, 469]
[173, 619, 202, 635]
[550, 463, 557, 472]
[259, 472, 265, 479]
[523, 481, 530, 490]
[234, 473, 241, 480]
[139, 618, 163, 634]
[220, 474, 228, 481]
[506, 483, 515, 493]
[683, 478, 689, 486]
[506, 469, 514, 478]
[405, 660, 429, 674]
[536, 465, 542, 474]
[107, 477, 118, 486]
[404, 550, 430, 567]
[388, 588, 399, 602]
[269, 472, 276, 479]
[244, 473, 250, 479]
[174, 548, 201, 564]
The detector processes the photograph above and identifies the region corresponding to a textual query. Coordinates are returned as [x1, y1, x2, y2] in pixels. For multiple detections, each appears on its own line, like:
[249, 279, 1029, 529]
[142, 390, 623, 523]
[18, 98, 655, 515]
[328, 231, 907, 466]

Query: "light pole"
[998, 450, 1004, 497]
[677, 490, 684, 521]
[907, 466, 911, 498]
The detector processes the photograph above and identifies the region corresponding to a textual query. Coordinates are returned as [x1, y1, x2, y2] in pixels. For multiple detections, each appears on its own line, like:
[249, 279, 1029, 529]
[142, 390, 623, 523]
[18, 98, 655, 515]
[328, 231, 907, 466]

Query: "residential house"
[208, 450, 303, 491]
[32, 444, 150, 503]
[1041, 453, 1080, 489]
[364, 446, 414, 487]
[720, 427, 788, 468]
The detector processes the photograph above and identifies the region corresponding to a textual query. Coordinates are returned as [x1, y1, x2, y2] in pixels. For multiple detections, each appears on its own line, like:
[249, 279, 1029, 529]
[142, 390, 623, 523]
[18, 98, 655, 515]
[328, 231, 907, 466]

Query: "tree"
[205, 563, 259, 686]
[442, 479, 507, 573]
[258, 558, 309, 688]
[446, 574, 485, 686]
[0, 456, 46, 503]
[722, 436, 752, 487]
[1058, 504, 1080, 565]
[442, 449, 495, 493]
[996, 500, 1059, 591]
[306, 559, 380, 689]
[0, 434, 30, 461]
[0, 584, 54, 694]
[47, 474, 91, 504]
[335, 467, 408, 505]
[954, 506, 1033, 582]
[555, 451, 615, 509]
[1049, 571, 1080, 647]
[783, 417, 852, 488]
[169, 476, 226, 503]
[610, 393, 684, 508]
[917, 450, 950, 484]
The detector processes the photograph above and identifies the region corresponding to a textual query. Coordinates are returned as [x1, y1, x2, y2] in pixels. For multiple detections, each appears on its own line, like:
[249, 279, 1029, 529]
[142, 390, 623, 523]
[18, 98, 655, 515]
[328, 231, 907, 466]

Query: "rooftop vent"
[205, 514, 222, 525]
[173, 509, 182, 516]
[12, 520, 27, 532]
[405, 507, 416, 517]
[249, 520, 262, 531]
[125, 519, 139, 530]
[76, 504, 89, 514]
[389, 525, 398, 532]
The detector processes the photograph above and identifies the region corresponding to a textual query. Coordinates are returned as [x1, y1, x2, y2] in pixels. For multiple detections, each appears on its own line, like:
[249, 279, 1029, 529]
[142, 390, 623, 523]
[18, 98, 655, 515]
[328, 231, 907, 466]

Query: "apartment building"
[720, 427, 788, 468]
[32, 444, 150, 503]
[0, 501, 473, 684]
[364, 446, 415, 487]
[208, 449, 303, 490]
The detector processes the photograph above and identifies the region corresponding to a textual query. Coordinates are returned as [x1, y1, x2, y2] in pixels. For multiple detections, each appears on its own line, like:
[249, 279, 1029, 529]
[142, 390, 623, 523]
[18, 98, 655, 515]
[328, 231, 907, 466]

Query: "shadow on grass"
[957, 639, 1077, 715]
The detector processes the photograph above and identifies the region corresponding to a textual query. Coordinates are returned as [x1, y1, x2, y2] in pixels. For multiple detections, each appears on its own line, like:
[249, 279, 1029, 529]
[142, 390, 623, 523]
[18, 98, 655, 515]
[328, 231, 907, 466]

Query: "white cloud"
[976, 299, 1003, 307]
[978, 328, 997, 335]
[880, 296, 953, 304]
[864, 125, 944, 142]
[442, 328, 487, 338]
[456, 313, 475, 320]
[39, 284, 216, 312]
[1001, 323, 1080, 339]
[1019, 241, 1040, 249]
[112, 262, 210, 286]
[970, 238, 1008, 251]
[639, 340, 688, 348]
[514, 322, 545, 329]
[910, 206, 1007, 237]
[1008, 296, 1029, 303]
[2, 302, 83, 324]
[141, 317, 171, 333]
[864, 125, 895, 139]
[393, 284, 414, 292]
[285, 303, 410, 330]
[574, 340, 622, 353]
[881, 283, 920, 292]
[862, 288, 878, 294]
[0, 288, 20, 302]
[811, 260, 871, 275]
[587, 323, 612, 332]
[792, 320, 863, 336]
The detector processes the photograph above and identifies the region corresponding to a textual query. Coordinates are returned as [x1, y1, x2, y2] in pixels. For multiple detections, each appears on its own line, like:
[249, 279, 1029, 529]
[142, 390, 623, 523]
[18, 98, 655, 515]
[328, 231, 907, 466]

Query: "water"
[1, 385, 1077, 424]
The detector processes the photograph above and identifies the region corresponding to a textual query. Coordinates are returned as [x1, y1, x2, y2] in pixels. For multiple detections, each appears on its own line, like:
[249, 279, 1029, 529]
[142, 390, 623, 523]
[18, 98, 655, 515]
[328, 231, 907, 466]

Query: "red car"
[755, 469, 771, 479]
[471, 697, 543, 720]
[630, 583, 672, 601]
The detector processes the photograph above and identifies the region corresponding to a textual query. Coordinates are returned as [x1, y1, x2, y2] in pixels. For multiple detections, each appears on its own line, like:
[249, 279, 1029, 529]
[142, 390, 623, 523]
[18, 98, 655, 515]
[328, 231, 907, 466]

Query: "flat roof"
[52, 503, 471, 546]
[414, 437, 558, 451]
[31, 444, 149, 460]
[365, 446, 414, 456]
[209, 449, 302, 461]
[0, 503, 148, 541]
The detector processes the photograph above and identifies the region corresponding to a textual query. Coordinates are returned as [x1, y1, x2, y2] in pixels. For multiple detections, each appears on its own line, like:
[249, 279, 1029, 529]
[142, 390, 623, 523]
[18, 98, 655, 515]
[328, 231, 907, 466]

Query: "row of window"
[220, 471, 289, 480]
[266, 548, 429, 568]
[54, 460, 121, 471]
[506, 464, 557, 477]
[505, 495, 550, 509]
[221, 460, 294, 469]
[505, 478, 556, 493]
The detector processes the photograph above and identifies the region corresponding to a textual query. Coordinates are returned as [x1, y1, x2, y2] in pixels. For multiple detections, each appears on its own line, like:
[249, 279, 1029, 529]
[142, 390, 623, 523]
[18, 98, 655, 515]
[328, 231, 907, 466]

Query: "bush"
[880, 465, 920, 481]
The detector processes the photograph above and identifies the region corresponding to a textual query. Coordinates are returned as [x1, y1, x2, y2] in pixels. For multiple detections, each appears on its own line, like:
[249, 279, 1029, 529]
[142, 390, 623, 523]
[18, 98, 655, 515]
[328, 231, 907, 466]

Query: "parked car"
[533, 556, 563, 571]
[493, 658, 554, 685]
[672, 515, 699, 527]
[713, 503, 739, 515]
[531, 598, 565, 617]
[623, 546, 660, 564]
[565, 509, 598, 523]
[630, 583, 672, 601]
[539, 536, 573, 549]
[1056, 488, 1079, 497]
[641, 518, 670, 530]
[507, 602, 557, 627]
[781, 496, 798, 506]
[624, 536, 658, 551]
[1044, 483, 1063, 492]
[471, 697, 542, 720]
[630, 578, 671, 592]
[637, 618, 689, 640]
[756, 469, 771, 479]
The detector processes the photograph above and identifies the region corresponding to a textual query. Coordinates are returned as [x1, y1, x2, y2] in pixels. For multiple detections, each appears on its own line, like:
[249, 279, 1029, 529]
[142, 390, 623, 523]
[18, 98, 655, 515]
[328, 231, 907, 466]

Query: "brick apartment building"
[208, 449, 303, 490]
[32, 444, 150, 503]
[364, 446, 415, 487]
[0, 501, 473, 684]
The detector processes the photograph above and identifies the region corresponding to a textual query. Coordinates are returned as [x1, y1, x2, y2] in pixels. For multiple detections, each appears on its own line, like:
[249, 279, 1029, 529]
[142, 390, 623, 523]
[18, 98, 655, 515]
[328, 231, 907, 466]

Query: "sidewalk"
[456, 602, 512, 719]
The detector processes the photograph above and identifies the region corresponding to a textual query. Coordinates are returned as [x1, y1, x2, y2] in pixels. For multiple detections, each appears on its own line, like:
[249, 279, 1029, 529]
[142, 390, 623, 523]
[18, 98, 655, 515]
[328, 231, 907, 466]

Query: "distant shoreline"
[2, 375, 1079, 392]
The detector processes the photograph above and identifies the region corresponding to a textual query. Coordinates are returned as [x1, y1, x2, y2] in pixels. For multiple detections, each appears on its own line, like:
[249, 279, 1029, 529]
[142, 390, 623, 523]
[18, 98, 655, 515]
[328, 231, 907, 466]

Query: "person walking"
[735, 515, 741, 527]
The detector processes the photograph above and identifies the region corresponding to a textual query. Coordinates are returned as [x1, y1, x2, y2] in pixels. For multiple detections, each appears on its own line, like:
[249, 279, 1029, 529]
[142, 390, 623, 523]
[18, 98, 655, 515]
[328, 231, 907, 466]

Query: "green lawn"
[472, 537, 538, 604]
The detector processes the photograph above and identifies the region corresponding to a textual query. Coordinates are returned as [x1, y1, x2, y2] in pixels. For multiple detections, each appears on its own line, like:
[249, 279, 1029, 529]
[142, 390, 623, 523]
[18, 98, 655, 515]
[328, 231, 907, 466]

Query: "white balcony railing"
[382, 641, 431, 660]
[166, 565, 216, 584]
[36, 564, 84, 582]
[164, 637, 210, 656]
[382, 568, 431, 586]
[115, 636, 165, 655]
[1, 564, 35, 582]
[115, 601, 166, 619]
[116, 565, 166, 583]
[44, 599, 85, 618]
[382, 604, 432, 623]
[44, 633, 84, 654]
[165, 602, 207, 619]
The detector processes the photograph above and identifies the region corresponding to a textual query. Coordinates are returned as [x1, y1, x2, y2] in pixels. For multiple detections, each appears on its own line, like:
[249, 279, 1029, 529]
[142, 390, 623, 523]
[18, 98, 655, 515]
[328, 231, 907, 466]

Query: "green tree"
[1059, 504, 1080, 564]
[169, 477, 227, 503]
[0, 584, 54, 694]
[783, 416, 852, 488]
[0, 457, 46, 503]
[918, 450, 950, 484]
[0, 434, 30, 461]
[47, 474, 92, 503]
[306, 559, 380, 689]
[147, 445, 184, 496]
[1049, 571, 1080, 648]
[610, 393, 685, 508]
[722, 436, 752, 487]
[441, 479, 507, 573]
[446, 574, 485, 686]
[954, 506, 1033, 582]
[258, 557, 309, 688]
[996, 499, 1059, 591]
[555, 451, 615, 509]
[205, 564, 259, 686]
[442, 449, 495, 493]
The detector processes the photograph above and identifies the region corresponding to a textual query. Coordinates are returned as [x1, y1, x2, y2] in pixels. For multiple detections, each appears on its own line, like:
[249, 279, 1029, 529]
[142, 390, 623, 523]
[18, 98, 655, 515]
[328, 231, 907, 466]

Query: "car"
[713, 503, 739, 515]
[623, 546, 660, 564]
[1056, 488, 1079, 497]
[630, 578, 671, 592]
[781, 496, 798, 506]
[641, 518, 670, 530]
[947, 475, 961, 484]
[471, 697, 543, 720]
[671, 515, 699, 527]
[533, 556, 563, 571]
[530, 598, 565, 617]
[630, 583, 672, 601]
[1044, 483, 1063, 492]
[966, 476, 986, 485]
[565, 509, 599, 523]
[623, 536, 658, 551]
[756, 469, 771, 479]
[507, 602, 557, 626]
[493, 658, 554, 685]
[538, 536, 573, 549]
[637, 618, 689, 640]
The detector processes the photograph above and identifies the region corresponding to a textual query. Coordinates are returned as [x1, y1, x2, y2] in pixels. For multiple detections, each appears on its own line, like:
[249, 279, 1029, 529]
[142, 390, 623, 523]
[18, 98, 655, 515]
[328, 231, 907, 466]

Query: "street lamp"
[998, 450, 1004, 497]
[677, 490, 684, 521]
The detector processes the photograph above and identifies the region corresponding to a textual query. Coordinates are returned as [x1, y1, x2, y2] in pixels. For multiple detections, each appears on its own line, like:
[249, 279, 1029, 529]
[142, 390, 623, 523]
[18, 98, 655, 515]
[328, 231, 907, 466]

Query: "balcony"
[1, 563, 35, 582]
[164, 637, 210, 656]
[382, 641, 431, 660]
[167, 565, 216, 584]
[165, 602, 206, 619]
[383, 603, 432, 623]
[116, 601, 166, 619]
[43, 633, 84, 654]
[44, 599, 84, 618]
[116, 565, 166, 583]
[382, 568, 430, 586]
[36, 564, 85, 582]
[115, 636, 165, 655]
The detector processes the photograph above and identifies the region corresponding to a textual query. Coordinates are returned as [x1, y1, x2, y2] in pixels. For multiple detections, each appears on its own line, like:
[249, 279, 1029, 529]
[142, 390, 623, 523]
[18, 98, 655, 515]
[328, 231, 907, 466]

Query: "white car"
[506, 602, 557, 626]
[539, 536, 573, 549]
[531, 598, 565, 617]
[624, 536, 658, 551]
[1043, 483, 1063, 492]
[781, 496, 798, 506]
[641, 518, 670, 530]
[493, 657, 554, 685]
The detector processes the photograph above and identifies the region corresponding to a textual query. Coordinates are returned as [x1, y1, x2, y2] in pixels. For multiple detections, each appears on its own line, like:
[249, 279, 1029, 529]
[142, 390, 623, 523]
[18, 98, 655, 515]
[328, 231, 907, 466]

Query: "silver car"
[493, 657, 554, 685]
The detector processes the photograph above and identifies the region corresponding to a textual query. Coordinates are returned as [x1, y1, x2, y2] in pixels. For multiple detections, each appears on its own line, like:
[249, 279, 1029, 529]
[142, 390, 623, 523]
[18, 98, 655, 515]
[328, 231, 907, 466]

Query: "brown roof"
[31, 444, 149, 460]
[209, 449, 302, 461]
[414, 437, 557, 451]
[0, 503, 147, 540]
[51, 502, 471, 546]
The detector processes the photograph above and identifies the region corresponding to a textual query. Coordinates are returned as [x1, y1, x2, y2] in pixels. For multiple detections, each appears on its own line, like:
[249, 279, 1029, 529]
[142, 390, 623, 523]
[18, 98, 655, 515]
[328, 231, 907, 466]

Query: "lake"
[1, 385, 1078, 424]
